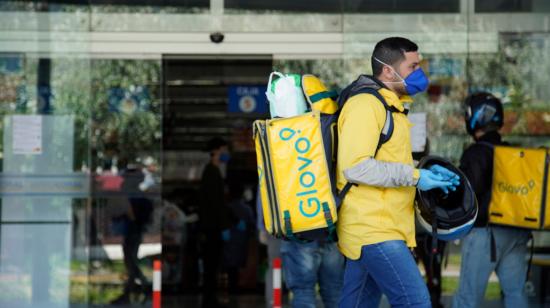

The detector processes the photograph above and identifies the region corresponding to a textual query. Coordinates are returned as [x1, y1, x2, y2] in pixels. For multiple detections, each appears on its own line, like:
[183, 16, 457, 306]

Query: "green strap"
[309, 90, 338, 103]
[285, 205, 336, 243]
[283, 210, 301, 242]
[322, 202, 337, 242]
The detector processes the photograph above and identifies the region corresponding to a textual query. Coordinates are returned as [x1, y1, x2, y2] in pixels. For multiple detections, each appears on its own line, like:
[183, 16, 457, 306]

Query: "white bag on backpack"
[265, 72, 308, 118]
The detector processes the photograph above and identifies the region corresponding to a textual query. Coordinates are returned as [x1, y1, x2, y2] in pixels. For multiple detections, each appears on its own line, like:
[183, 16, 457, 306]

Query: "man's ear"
[381, 64, 394, 80]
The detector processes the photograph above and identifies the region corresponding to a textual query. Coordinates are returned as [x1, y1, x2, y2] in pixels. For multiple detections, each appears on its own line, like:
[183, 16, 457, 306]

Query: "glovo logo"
[497, 180, 536, 196]
[279, 127, 321, 218]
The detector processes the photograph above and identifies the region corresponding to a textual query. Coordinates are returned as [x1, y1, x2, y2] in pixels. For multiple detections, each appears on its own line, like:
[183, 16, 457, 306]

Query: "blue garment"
[452, 226, 530, 308]
[372, 57, 429, 96]
[339, 240, 431, 308]
[281, 240, 345, 308]
[402, 68, 429, 96]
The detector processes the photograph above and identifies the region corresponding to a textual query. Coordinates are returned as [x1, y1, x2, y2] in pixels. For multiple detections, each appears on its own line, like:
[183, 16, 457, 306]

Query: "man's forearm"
[344, 157, 419, 187]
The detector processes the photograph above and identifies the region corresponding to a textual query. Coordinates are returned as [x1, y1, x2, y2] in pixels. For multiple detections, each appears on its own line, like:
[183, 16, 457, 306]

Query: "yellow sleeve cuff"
[413, 168, 421, 185]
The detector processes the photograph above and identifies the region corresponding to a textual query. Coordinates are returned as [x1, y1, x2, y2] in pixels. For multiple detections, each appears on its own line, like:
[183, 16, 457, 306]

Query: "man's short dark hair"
[371, 37, 418, 77]
[205, 137, 228, 153]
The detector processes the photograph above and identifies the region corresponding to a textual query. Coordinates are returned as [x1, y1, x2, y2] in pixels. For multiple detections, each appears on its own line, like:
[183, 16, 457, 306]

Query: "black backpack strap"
[348, 87, 403, 153]
[477, 141, 495, 149]
[336, 182, 356, 207]
[479, 141, 497, 241]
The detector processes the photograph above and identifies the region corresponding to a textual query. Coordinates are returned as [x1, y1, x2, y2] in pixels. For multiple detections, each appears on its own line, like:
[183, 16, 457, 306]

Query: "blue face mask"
[373, 57, 429, 96]
[219, 152, 231, 163]
[402, 68, 429, 96]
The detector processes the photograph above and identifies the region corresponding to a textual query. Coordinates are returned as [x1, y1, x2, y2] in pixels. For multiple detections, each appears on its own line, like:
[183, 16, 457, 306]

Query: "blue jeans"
[281, 240, 345, 308]
[452, 227, 530, 308]
[339, 240, 431, 308]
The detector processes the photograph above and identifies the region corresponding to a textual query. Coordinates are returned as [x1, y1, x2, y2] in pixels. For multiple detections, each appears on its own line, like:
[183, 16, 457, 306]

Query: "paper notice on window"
[409, 112, 427, 153]
[13, 115, 42, 155]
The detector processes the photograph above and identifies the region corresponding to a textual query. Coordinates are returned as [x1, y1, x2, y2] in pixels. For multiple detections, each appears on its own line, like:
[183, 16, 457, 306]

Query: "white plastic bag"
[265, 72, 307, 118]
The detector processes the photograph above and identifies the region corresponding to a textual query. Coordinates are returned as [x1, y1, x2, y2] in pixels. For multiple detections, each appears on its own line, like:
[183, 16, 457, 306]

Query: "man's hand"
[429, 165, 460, 186]
[417, 169, 457, 194]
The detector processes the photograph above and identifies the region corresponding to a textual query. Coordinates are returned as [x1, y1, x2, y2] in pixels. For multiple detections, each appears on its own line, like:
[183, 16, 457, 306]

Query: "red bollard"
[153, 260, 161, 308]
[273, 258, 282, 308]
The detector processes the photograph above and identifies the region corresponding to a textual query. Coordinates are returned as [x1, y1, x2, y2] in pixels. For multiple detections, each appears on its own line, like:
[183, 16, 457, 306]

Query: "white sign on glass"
[12, 115, 42, 155]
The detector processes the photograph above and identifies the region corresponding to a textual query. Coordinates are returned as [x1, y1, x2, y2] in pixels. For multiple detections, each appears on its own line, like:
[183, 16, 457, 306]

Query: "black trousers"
[122, 222, 147, 293]
[201, 229, 223, 306]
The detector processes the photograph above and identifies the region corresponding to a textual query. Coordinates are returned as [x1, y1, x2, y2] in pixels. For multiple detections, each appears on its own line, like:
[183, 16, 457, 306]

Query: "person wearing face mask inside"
[337, 37, 460, 307]
[199, 137, 233, 308]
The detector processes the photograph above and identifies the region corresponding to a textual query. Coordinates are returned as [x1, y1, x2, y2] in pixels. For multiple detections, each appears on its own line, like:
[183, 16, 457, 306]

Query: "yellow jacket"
[336, 85, 420, 260]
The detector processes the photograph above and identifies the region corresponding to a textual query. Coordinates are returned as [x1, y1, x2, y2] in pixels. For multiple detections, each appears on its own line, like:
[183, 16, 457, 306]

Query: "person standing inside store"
[337, 37, 460, 307]
[452, 92, 530, 308]
[199, 137, 232, 308]
[112, 158, 156, 305]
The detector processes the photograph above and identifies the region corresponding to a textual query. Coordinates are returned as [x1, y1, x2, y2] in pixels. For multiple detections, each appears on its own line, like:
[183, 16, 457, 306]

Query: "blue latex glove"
[429, 165, 461, 186]
[236, 219, 247, 232]
[417, 169, 457, 194]
[221, 229, 231, 242]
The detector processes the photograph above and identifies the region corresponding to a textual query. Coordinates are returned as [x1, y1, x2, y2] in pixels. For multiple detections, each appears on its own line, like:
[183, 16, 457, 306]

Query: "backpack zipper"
[256, 121, 282, 237]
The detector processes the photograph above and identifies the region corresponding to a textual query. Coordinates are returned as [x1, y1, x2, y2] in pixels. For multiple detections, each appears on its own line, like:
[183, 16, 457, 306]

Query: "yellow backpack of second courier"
[487, 145, 550, 230]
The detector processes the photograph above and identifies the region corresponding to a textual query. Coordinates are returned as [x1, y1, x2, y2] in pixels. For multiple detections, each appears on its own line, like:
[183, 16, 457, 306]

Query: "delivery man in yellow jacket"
[337, 37, 460, 307]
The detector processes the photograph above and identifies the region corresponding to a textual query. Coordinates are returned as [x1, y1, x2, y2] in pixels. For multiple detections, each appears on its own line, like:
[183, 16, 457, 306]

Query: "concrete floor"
[85, 294, 549, 308]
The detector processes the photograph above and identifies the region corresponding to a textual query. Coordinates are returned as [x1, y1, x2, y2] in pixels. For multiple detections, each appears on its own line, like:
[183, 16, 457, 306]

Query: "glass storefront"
[0, 4, 162, 305]
[0, 0, 549, 306]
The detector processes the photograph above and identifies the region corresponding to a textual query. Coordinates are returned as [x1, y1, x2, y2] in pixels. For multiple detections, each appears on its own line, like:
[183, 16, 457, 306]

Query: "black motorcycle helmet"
[464, 92, 504, 136]
[415, 156, 478, 241]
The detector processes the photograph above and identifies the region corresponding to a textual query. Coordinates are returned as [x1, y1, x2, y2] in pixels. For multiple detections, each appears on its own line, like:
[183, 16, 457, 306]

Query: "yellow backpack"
[486, 145, 550, 229]
[254, 74, 398, 241]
